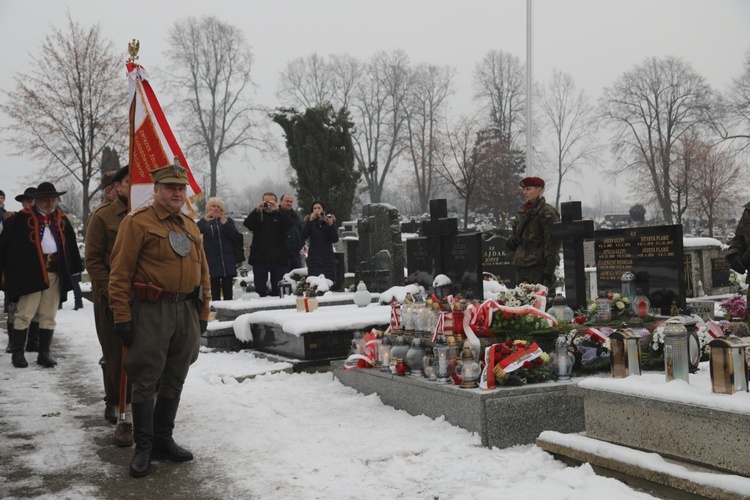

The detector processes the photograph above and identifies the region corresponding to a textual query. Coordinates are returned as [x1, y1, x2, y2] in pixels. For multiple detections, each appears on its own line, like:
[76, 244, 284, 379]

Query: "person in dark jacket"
[280, 194, 304, 273]
[0, 182, 83, 368]
[243, 193, 294, 297]
[301, 200, 339, 282]
[197, 197, 243, 301]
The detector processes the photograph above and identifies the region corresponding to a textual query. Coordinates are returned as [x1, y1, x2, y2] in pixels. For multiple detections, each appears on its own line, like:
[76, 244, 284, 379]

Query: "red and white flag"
[126, 62, 202, 214]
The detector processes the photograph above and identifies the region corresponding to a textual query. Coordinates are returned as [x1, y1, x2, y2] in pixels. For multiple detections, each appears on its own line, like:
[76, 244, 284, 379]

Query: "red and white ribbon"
[432, 311, 446, 342]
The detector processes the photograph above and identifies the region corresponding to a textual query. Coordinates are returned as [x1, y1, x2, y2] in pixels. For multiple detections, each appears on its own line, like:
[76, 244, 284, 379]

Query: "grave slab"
[334, 365, 585, 449]
[211, 292, 381, 321]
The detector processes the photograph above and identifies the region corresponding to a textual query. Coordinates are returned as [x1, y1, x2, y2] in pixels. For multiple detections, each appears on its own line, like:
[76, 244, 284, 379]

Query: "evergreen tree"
[100, 146, 121, 173]
[271, 104, 360, 220]
[629, 203, 646, 223]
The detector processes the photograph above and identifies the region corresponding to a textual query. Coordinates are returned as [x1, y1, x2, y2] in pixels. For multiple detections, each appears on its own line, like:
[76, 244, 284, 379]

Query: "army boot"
[130, 401, 154, 477]
[151, 397, 193, 462]
[5, 321, 12, 353]
[36, 329, 57, 367]
[10, 328, 29, 368]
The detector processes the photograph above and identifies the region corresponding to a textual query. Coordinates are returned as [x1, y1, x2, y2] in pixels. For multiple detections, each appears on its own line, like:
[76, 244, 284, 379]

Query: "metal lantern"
[278, 281, 293, 298]
[433, 335, 457, 382]
[390, 335, 410, 367]
[609, 328, 642, 378]
[379, 336, 392, 372]
[621, 271, 636, 302]
[547, 294, 575, 324]
[457, 343, 481, 388]
[662, 318, 689, 383]
[709, 336, 750, 394]
[683, 318, 701, 374]
[552, 334, 575, 382]
[631, 288, 650, 318]
[405, 335, 426, 376]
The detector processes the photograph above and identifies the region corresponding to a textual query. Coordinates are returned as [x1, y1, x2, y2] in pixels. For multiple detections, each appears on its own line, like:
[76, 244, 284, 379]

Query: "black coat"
[0, 208, 83, 300]
[197, 217, 242, 278]
[301, 218, 339, 281]
[243, 209, 294, 265]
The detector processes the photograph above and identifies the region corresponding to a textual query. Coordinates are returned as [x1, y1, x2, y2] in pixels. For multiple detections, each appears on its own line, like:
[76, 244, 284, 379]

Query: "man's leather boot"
[151, 397, 193, 462]
[10, 328, 28, 368]
[130, 401, 154, 478]
[36, 329, 57, 367]
[25, 322, 40, 352]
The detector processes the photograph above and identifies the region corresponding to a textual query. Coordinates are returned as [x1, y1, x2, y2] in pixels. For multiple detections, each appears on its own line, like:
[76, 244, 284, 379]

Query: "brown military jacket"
[509, 196, 561, 275]
[85, 197, 128, 299]
[108, 201, 211, 323]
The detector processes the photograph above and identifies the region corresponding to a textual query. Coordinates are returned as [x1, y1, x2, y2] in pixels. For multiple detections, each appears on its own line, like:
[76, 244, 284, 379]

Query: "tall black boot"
[130, 401, 154, 478]
[26, 322, 40, 352]
[36, 329, 57, 368]
[10, 328, 29, 368]
[151, 397, 193, 462]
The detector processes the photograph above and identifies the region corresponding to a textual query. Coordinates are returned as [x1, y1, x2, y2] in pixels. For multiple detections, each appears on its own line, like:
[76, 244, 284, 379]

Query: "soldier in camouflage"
[727, 203, 750, 319]
[506, 177, 560, 289]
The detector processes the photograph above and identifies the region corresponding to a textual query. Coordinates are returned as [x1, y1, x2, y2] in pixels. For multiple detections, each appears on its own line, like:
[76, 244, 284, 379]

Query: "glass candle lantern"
[547, 294, 575, 324]
[709, 336, 750, 394]
[390, 335, 410, 365]
[379, 336, 392, 372]
[631, 288, 650, 318]
[405, 335, 426, 376]
[621, 271, 636, 302]
[457, 343, 481, 388]
[662, 318, 689, 383]
[433, 335, 455, 382]
[552, 334, 575, 382]
[595, 291, 612, 322]
[609, 328, 642, 378]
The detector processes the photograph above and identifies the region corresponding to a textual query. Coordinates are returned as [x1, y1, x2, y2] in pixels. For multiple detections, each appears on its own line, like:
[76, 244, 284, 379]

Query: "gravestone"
[551, 202, 595, 310]
[344, 238, 359, 274]
[482, 234, 515, 287]
[406, 199, 483, 298]
[683, 238, 734, 296]
[354, 204, 405, 292]
[594, 225, 686, 314]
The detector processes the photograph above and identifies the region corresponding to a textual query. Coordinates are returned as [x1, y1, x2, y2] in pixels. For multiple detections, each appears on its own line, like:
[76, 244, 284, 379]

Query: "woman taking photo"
[301, 200, 339, 282]
[197, 197, 244, 301]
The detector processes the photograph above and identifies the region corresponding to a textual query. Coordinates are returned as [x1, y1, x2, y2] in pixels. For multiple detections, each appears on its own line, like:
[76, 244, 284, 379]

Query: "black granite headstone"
[711, 257, 732, 288]
[405, 237, 436, 289]
[482, 234, 515, 287]
[357, 250, 392, 293]
[345, 239, 359, 273]
[594, 225, 686, 313]
[333, 252, 345, 291]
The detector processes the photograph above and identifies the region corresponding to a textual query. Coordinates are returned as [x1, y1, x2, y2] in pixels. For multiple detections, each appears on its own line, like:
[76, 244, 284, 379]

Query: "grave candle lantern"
[609, 328, 641, 378]
[708, 336, 750, 394]
[621, 271, 636, 302]
[547, 294, 575, 324]
[662, 318, 689, 383]
[457, 343, 481, 389]
[433, 335, 454, 382]
[379, 336, 392, 372]
[552, 333, 575, 382]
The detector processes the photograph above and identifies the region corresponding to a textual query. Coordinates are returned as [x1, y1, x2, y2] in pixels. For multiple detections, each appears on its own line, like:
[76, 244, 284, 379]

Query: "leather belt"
[45, 253, 58, 272]
[157, 290, 196, 302]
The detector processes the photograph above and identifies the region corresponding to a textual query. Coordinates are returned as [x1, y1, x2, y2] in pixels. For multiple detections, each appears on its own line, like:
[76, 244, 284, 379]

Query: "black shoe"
[36, 329, 57, 367]
[74, 302, 83, 310]
[151, 440, 193, 462]
[105, 405, 118, 425]
[10, 328, 29, 368]
[152, 397, 193, 462]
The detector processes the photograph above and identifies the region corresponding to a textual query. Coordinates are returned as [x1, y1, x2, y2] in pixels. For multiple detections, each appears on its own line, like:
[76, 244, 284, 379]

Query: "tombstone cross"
[551, 201, 594, 310]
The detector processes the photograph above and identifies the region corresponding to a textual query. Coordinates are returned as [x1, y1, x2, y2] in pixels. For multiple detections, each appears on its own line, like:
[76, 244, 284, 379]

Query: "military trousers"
[94, 295, 131, 406]
[515, 264, 555, 290]
[15, 272, 61, 330]
[124, 299, 200, 404]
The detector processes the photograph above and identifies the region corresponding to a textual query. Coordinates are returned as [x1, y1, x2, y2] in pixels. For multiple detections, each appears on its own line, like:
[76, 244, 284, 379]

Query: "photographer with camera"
[301, 200, 339, 282]
[197, 197, 243, 301]
[506, 177, 560, 289]
[243, 192, 294, 297]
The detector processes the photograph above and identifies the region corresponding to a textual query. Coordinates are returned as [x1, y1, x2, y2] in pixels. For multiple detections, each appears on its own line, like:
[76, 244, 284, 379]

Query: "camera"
[263, 201, 271, 209]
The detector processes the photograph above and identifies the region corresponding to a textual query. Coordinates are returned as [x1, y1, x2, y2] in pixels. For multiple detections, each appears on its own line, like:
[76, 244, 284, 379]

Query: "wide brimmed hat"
[100, 171, 117, 189]
[30, 182, 66, 198]
[112, 165, 129, 184]
[15, 187, 37, 202]
[520, 176, 545, 188]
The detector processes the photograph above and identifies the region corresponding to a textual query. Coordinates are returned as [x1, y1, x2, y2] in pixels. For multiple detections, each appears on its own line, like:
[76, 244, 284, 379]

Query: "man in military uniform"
[108, 164, 210, 478]
[506, 176, 560, 289]
[85, 165, 133, 445]
[727, 204, 750, 320]
[0, 182, 83, 368]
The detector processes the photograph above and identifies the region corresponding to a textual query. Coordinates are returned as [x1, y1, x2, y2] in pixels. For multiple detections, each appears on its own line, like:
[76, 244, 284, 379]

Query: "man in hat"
[4, 187, 41, 354]
[85, 165, 133, 445]
[0, 182, 83, 368]
[98, 170, 119, 205]
[506, 177, 560, 289]
[108, 163, 210, 478]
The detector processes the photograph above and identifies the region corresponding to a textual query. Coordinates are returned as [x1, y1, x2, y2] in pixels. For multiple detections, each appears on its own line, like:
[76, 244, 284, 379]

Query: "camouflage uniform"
[508, 196, 560, 289]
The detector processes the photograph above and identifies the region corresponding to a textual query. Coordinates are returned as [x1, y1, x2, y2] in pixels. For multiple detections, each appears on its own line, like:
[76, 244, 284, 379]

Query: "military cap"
[112, 165, 129, 184]
[100, 171, 117, 189]
[520, 176, 545, 188]
[15, 187, 37, 202]
[150, 164, 189, 185]
[30, 182, 66, 198]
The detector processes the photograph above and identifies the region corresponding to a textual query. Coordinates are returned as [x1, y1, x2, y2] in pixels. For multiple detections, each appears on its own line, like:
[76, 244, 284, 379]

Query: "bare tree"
[717, 48, 750, 151]
[403, 63, 455, 213]
[601, 56, 715, 224]
[536, 69, 600, 209]
[472, 50, 526, 145]
[164, 16, 268, 198]
[0, 15, 127, 228]
[276, 53, 334, 109]
[690, 141, 744, 236]
[436, 115, 481, 229]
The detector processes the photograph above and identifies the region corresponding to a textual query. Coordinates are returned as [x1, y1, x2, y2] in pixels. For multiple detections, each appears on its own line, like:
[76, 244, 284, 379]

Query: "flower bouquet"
[719, 295, 747, 320]
[583, 292, 632, 325]
[564, 327, 612, 373]
[641, 320, 712, 370]
[479, 340, 552, 388]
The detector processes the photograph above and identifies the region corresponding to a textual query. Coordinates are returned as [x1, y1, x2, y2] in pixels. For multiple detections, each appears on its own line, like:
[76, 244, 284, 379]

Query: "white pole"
[526, 0, 534, 176]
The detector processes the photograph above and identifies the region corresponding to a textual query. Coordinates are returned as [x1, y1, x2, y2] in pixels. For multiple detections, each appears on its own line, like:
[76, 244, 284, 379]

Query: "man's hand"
[199, 320, 208, 333]
[729, 254, 746, 275]
[114, 321, 134, 348]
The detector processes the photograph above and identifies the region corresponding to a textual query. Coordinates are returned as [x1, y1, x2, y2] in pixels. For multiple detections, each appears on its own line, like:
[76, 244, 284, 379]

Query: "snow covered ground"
[0, 292, 659, 499]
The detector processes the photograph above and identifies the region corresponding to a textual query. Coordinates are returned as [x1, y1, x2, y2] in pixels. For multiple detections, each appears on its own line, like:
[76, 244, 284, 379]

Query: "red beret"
[520, 177, 545, 188]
